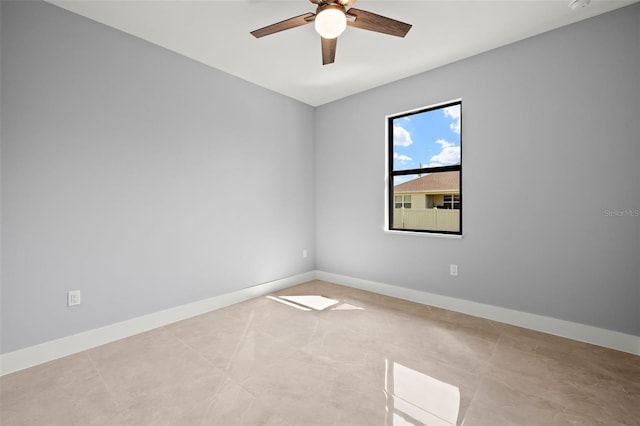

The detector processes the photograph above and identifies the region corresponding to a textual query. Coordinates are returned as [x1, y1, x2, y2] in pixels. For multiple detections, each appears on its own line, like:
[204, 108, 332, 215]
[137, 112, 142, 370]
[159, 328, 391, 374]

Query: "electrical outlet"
[302, 249, 308, 258]
[67, 290, 81, 307]
[450, 264, 458, 276]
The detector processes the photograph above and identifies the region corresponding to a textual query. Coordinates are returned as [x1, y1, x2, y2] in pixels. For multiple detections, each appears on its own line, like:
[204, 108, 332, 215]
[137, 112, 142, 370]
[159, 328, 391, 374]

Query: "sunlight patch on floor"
[267, 295, 363, 312]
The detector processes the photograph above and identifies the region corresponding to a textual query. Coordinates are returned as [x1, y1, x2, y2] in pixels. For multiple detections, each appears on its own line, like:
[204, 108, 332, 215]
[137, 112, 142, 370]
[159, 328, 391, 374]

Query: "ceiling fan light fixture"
[314, 5, 347, 39]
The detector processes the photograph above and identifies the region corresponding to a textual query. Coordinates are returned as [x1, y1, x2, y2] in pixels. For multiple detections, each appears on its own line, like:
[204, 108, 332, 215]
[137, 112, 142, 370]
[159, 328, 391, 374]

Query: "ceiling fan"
[250, 0, 412, 65]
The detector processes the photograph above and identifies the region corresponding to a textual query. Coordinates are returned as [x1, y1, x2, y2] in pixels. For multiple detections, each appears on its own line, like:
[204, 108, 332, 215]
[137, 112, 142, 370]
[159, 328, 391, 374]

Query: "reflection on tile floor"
[1, 280, 639, 425]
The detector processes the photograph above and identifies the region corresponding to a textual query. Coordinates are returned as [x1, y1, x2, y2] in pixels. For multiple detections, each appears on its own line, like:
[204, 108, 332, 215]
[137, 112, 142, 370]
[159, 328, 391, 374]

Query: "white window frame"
[384, 99, 463, 239]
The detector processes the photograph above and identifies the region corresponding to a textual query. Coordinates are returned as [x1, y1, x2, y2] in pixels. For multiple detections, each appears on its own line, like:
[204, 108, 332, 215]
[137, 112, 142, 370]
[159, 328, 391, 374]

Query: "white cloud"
[393, 125, 413, 147]
[444, 105, 461, 134]
[429, 139, 460, 166]
[394, 152, 412, 161]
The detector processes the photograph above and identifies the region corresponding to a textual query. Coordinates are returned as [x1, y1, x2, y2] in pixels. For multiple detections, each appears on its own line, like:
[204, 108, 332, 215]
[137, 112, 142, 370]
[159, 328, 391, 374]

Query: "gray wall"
[1, 1, 315, 353]
[1, 1, 638, 355]
[315, 4, 639, 336]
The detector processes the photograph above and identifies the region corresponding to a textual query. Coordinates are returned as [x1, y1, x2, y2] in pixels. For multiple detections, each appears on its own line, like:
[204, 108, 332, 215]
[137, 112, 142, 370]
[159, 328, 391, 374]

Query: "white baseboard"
[3, 269, 637, 376]
[315, 271, 640, 356]
[0, 271, 315, 376]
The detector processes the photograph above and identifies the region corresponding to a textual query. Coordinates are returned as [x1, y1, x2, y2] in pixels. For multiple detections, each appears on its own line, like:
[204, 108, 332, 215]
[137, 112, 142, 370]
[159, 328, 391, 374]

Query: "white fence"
[393, 208, 460, 232]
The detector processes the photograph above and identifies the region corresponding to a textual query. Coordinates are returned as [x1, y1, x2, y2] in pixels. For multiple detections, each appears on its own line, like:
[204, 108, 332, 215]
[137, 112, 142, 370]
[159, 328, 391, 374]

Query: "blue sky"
[392, 104, 461, 172]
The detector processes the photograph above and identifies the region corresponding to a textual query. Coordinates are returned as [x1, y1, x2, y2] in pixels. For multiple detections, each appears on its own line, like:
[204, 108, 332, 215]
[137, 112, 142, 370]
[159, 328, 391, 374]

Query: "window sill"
[384, 229, 463, 240]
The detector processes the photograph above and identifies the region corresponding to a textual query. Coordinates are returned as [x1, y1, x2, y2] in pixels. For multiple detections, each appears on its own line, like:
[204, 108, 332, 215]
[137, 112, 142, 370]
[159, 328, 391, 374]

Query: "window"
[395, 195, 412, 209]
[443, 194, 460, 210]
[387, 100, 462, 234]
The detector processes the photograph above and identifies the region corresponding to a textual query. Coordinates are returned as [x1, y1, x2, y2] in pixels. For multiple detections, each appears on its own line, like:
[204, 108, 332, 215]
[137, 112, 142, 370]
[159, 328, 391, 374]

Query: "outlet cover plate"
[67, 290, 81, 307]
[450, 264, 458, 276]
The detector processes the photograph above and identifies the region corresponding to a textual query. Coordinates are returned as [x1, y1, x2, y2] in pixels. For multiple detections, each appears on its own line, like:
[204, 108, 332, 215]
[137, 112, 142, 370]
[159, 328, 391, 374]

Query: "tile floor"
[1, 280, 639, 426]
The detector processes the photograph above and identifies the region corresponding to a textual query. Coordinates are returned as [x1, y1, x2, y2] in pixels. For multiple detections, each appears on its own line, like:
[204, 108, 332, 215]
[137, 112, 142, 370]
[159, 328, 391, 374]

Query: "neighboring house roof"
[394, 171, 459, 193]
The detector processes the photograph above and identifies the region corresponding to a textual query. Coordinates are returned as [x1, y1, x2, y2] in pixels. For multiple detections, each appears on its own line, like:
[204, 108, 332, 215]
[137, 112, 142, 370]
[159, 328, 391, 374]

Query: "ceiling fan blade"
[250, 13, 315, 38]
[321, 37, 337, 65]
[346, 8, 412, 37]
[339, 0, 358, 6]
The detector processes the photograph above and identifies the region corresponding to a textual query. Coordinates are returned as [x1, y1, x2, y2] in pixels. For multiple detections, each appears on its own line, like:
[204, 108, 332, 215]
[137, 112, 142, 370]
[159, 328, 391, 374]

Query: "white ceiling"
[47, 0, 637, 106]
